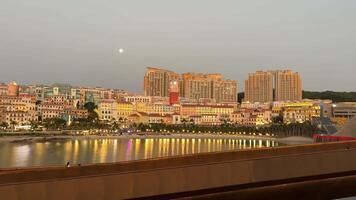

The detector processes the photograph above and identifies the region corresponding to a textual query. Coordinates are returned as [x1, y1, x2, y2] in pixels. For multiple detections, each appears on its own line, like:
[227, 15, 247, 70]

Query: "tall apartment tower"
[274, 70, 302, 101]
[244, 71, 274, 102]
[144, 67, 180, 97]
[244, 70, 302, 102]
[181, 73, 237, 103]
[181, 73, 214, 101]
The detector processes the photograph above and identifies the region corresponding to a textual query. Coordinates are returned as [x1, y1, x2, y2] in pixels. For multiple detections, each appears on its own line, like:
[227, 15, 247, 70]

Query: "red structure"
[313, 134, 356, 143]
[169, 80, 179, 105]
[314, 117, 356, 143]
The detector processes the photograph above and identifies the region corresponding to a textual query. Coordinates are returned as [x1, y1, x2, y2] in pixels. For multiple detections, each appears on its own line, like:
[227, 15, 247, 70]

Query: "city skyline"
[1, 0, 356, 92]
[0, 66, 348, 94]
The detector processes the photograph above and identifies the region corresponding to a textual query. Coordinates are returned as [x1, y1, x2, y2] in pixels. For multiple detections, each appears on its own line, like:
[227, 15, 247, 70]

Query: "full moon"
[119, 48, 124, 54]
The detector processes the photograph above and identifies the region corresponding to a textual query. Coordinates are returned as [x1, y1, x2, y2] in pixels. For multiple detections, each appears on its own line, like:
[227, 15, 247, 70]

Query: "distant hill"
[237, 91, 356, 103]
[302, 91, 356, 102]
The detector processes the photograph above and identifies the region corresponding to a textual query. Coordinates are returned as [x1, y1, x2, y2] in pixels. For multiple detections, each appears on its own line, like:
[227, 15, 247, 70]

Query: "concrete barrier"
[0, 141, 356, 199]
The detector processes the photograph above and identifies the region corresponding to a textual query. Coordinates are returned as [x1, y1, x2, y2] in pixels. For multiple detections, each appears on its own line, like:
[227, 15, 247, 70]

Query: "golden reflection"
[182, 138, 185, 154]
[113, 139, 118, 159]
[198, 138, 201, 154]
[92, 140, 98, 162]
[35, 143, 44, 158]
[158, 139, 162, 157]
[192, 139, 195, 154]
[13, 145, 30, 166]
[187, 139, 190, 154]
[64, 141, 72, 162]
[2, 137, 282, 168]
[171, 139, 175, 155]
[144, 139, 149, 159]
[100, 139, 108, 163]
[135, 139, 141, 159]
[73, 140, 79, 163]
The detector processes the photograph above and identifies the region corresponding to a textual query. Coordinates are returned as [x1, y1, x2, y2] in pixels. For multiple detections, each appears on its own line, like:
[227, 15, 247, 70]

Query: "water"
[0, 137, 280, 168]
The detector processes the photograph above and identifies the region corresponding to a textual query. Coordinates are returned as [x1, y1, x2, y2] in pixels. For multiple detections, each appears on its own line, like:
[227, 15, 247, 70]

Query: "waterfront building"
[97, 100, 135, 122]
[0, 83, 8, 96]
[116, 102, 135, 120]
[180, 103, 235, 117]
[128, 112, 172, 124]
[123, 96, 151, 103]
[133, 102, 174, 116]
[144, 67, 180, 97]
[240, 101, 271, 110]
[272, 101, 321, 124]
[230, 109, 272, 126]
[0, 95, 38, 125]
[97, 99, 116, 121]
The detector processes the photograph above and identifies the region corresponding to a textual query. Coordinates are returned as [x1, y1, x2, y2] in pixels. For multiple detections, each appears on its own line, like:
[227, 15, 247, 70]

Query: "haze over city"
[1, 0, 355, 92]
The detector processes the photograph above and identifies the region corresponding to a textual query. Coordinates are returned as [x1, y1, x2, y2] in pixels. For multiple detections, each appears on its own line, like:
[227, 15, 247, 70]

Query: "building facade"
[144, 67, 180, 97]
[274, 70, 302, 101]
[244, 70, 302, 103]
[181, 73, 237, 103]
[244, 71, 274, 103]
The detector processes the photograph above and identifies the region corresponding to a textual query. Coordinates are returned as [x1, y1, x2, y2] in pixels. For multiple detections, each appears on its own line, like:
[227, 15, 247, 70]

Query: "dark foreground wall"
[0, 141, 356, 199]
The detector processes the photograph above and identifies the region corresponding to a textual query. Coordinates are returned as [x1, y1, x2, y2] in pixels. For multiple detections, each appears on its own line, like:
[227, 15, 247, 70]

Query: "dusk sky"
[1, 0, 355, 92]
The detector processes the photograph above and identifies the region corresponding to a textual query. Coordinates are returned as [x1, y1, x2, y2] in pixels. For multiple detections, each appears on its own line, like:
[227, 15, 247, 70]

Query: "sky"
[0, 0, 355, 92]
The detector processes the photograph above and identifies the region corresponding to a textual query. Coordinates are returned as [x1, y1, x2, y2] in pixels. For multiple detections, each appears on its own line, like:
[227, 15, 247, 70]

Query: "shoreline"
[0, 133, 314, 144]
[0, 133, 278, 142]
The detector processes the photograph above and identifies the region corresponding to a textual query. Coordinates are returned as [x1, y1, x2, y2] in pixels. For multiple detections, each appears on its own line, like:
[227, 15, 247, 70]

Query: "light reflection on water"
[0, 138, 280, 168]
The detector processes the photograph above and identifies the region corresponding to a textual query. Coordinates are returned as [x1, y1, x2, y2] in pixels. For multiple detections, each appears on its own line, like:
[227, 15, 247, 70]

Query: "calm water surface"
[0, 137, 280, 168]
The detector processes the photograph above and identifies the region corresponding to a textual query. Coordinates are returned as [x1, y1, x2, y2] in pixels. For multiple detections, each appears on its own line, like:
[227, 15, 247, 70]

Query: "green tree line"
[137, 122, 318, 138]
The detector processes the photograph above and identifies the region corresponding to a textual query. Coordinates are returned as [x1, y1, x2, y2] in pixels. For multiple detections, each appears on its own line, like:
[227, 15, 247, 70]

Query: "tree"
[84, 102, 99, 121]
[0, 122, 8, 130]
[84, 102, 97, 111]
[10, 121, 17, 130]
[76, 101, 80, 109]
[181, 118, 188, 125]
[272, 115, 284, 124]
[302, 91, 356, 102]
[30, 121, 39, 130]
[43, 118, 66, 130]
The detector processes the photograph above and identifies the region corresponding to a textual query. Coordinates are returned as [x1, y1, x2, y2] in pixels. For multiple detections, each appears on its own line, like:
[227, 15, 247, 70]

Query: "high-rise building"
[244, 70, 302, 102]
[144, 67, 237, 103]
[181, 73, 237, 103]
[274, 70, 302, 101]
[180, 73, 214, 101]
[144, 67, 180, 97]
[244, 71, 274, 102]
